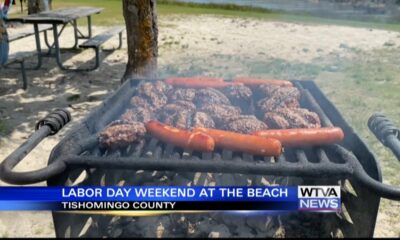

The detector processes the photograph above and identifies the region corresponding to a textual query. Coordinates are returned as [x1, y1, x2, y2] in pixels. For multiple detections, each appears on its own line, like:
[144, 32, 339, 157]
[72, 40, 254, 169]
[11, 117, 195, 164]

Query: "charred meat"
[137, 80, 171, 96]
[200, 104, 241, 126]
[134, 81, 169, 110]
[224, 115, 269, 134]
[130, 96, 153, 110]
[264, 108, 321, 129]
[161, 110, 193, 129]
[158, 101, 196, 115]
[257, 87, 300, 112]
[167, 88, 196, 102]
[157, 101, 197, 128]
[192, 112, 215, 128]
[120, 107, 153, 123]
[193, 88, 231, 107]
[158, 110, 215, 129]
[257, 84, 281, 98]
[221, 85, 253, 109]
[98, 121, 146, 148]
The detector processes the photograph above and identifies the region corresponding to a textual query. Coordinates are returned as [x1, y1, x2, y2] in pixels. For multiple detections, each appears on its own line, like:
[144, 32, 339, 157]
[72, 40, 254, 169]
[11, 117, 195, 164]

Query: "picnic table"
[7, 6, 103, 71]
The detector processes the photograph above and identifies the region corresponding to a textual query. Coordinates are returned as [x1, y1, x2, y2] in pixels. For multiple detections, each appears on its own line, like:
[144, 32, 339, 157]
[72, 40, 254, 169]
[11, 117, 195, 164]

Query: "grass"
[9, 0, 399, 32]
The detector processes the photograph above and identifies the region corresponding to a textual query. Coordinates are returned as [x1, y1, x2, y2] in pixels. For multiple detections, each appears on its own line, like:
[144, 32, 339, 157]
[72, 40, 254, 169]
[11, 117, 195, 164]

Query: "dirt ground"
[1, 15, 399, 237]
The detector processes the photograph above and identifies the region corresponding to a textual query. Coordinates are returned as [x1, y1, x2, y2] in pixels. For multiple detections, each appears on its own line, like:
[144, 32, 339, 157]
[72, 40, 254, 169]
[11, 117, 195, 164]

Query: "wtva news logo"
[298, 186, 341, 212]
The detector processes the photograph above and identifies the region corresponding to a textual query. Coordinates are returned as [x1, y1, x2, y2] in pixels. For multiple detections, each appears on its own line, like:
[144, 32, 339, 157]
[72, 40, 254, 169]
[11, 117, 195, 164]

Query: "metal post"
[52, 23, 66, 70]
[20, 61, 27, 89]
[33, 23, 43, 70]
[118, 32, 123, 49]
[72, 20, 78, 49]
[43, 30, 52, 51]
[87, 15, 92, 38]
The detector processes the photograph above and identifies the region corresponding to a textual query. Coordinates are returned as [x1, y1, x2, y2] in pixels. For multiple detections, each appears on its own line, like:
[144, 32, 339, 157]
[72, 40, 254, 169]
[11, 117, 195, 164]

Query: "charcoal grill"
[1, 78, 400, 237]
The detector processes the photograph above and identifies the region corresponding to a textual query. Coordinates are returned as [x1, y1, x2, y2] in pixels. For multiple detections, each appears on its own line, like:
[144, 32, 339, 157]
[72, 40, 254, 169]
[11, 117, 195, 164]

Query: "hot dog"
[145, 120, 215, 152]
[165, 77, 225, 84]
[193, 127, 282, 157]
[167, 80, 243, 88]
[252, 127, 344, 147]
[234, 77, 293, 87]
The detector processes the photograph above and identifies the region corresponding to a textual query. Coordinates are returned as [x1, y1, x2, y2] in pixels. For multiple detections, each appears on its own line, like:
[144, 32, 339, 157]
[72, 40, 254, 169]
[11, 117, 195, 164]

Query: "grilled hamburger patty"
[224, 115, 269, 134]
[192, 111, 215, 128]
[200, 103, 242, 126]
[99, 120, 146, 148]
[221, 85, 253, 110]
[134, 81, 170, 110]
[130, 96, 153, 110]
[120, 107, 153, 123]
[264, 108, 321, 129]
[194, 88, 231, 107]
[257, 86, 301, 112]
[167, 88, 196, 102]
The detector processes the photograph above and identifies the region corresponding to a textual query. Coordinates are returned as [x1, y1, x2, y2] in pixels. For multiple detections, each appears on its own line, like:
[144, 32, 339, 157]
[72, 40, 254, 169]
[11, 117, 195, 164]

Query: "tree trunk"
[27, 0, 49, 14]
[122, 0, 158, 82]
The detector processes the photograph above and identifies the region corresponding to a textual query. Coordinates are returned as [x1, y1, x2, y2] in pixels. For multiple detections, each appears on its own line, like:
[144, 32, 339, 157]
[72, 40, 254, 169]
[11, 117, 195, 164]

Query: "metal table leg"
[45, 23, 71, 53]
[52, 23, 68, 71]
[43, 30, 52, 50]
[73, 15, 92, 41]
[88, 15, 92, 39]
[32, 23, 43, 70]
[72, 19, 79, 49]
[52, 23, 93, 71]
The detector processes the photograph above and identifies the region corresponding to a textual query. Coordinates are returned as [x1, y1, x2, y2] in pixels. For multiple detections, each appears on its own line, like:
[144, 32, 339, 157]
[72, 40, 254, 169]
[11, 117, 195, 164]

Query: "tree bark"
[27, 0, 49, 14]
[122, 0, 158, 82]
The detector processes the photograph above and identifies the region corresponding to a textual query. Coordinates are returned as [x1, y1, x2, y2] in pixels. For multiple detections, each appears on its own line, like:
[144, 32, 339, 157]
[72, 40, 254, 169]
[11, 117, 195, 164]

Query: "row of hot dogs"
[146, 120, 344, 157]
[165, 77, 294, 88]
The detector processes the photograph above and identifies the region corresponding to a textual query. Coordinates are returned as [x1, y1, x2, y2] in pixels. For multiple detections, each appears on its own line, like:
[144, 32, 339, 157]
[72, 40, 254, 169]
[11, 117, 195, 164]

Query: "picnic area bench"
[8, 24, 52, 42]
[7, 7, 104, 71]
[1, 24, 53, 90]
[2, 51, 36, 89]
[79, 26, 124, 70]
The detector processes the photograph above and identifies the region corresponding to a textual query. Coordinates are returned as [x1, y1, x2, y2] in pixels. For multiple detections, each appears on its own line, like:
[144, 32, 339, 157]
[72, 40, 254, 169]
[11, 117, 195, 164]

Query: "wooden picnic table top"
[7, 7, 104, 24]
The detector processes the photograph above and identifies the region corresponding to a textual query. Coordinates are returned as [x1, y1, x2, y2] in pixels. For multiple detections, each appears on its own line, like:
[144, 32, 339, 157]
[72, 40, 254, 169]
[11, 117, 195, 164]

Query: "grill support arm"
[368, 113, 400, 160]
[0, 109, 71, 185]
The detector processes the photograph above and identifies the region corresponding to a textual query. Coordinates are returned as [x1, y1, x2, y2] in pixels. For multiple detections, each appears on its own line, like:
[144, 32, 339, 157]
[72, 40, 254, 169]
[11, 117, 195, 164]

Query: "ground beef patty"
[99, 120, 146, 148]
[193, 88, 231, 107]
[120, 107, 153, 123]
[130, 96, 153, 110]
[138, 80, 171, 96]
[257, 86, 300, 112]
[133, 81, 169, 110]
[158, 110, 215, 129]
[264, 108, 321, 129]
[221, 85, 253, 110]
[167, 88, 196, 102]
[157, 101, 197, 129]
[200, 103, 241, 126]
[158, 101, 196, 115]
[224, 115, 269, 134]
[192, 112, 215, 128]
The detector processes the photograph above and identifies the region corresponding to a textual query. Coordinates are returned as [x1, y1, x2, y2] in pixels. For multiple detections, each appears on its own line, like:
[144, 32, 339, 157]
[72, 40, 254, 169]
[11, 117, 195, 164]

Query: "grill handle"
[0, 109, 71, 184]
[347, 113, 400, 200]
[368, 113, 400, 160]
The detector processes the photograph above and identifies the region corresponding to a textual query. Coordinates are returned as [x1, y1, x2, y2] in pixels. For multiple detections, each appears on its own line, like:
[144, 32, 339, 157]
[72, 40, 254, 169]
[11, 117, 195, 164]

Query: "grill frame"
[43, 78, 383, 237]
[44, 79, 381, 181]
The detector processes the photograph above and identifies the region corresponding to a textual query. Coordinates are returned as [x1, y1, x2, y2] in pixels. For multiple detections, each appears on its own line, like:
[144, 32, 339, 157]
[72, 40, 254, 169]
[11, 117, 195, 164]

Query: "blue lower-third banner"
[0, 186, 341, 212]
